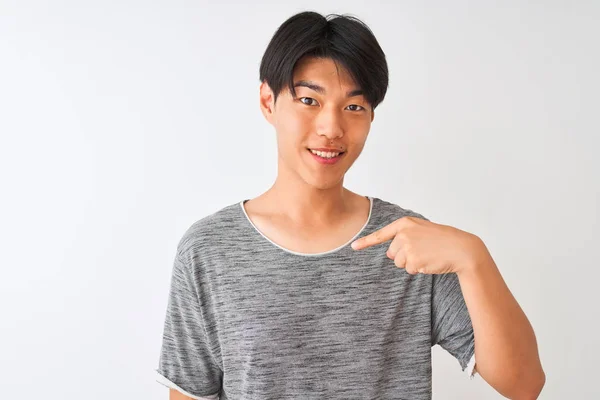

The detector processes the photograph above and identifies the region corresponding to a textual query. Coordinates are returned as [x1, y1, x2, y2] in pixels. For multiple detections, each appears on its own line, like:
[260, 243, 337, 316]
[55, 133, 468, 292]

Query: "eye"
[299, 97, 319, 106]
[346, 104, 365, 112]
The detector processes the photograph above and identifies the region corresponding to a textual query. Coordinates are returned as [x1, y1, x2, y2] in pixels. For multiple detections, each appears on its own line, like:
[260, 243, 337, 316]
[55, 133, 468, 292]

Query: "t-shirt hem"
[155, 369, 220, 399]
[466, 353, 477, 379]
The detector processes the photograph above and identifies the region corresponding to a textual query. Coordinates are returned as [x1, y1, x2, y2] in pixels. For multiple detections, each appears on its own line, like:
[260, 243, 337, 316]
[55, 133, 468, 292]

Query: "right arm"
[170, 389, 193, 400]
[170, 388, 218, 400]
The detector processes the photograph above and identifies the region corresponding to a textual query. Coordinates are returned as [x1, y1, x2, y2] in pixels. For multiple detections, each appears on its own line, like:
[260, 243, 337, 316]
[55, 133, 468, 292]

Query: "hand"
[351, 216, 489, 275]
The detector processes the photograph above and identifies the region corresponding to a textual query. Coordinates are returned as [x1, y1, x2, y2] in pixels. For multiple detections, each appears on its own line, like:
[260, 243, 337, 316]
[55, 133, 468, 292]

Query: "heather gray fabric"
[156, 196, 475, 399]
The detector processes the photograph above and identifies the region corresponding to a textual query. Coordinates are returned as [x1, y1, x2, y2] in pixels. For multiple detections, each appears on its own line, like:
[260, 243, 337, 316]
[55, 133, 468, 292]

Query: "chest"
[210, 251, 433, 358]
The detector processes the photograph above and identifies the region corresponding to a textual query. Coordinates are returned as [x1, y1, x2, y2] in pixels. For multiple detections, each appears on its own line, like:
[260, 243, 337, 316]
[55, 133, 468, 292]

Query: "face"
[259, 56, 375, 190]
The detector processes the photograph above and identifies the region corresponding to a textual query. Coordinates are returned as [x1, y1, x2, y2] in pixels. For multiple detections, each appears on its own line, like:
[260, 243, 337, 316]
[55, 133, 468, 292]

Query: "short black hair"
[259, 11, 389, 110]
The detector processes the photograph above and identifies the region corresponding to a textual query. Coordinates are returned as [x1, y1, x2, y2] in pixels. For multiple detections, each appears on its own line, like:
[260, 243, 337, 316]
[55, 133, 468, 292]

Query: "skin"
[170, 56, 546, 399]
[351, 218, 546, 398]
[243, 55, 375, 254]
[170, 55, 374, 400]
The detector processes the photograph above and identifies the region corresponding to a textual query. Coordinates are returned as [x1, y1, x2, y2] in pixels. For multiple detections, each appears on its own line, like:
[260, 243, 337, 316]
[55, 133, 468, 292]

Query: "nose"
[315, 106, 344, 140]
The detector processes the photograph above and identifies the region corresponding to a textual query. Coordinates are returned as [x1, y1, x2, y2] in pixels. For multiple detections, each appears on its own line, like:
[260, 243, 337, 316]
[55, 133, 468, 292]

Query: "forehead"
[292, 56, 358, 88]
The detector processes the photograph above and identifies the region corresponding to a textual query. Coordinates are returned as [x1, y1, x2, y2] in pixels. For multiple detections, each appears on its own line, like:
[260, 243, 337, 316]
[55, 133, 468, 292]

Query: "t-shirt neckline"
[239, 196, 374, 257]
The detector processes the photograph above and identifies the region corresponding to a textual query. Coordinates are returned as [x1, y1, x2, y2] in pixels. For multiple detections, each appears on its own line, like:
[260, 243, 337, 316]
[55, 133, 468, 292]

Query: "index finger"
[351, 221, 398, 250]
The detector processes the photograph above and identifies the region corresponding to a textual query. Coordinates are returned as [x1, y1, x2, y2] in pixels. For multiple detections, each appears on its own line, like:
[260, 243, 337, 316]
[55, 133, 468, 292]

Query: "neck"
[261, 167, 355, 226]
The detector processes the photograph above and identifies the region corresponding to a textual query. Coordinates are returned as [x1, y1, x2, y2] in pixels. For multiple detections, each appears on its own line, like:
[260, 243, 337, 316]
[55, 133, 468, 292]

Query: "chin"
[302, 174, 344, 190]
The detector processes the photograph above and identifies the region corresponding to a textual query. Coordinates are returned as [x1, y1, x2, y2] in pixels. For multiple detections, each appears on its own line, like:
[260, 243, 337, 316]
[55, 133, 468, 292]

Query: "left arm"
[351, 217, 546, 399]
[458, 237, 546, 399]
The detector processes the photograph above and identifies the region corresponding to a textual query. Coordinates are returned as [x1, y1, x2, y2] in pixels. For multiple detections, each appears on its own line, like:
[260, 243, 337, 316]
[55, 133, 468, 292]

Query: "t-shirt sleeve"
[155, 252, 223, 399]
[431, 272, 477, 378]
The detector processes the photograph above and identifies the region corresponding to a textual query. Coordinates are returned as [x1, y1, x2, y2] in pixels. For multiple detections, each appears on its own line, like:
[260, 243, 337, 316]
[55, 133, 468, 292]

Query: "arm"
[458, 237, 545, 399]
[170, 389, 194, 400]
[170, 389, 218, 400]
[156, 253, 223, 400]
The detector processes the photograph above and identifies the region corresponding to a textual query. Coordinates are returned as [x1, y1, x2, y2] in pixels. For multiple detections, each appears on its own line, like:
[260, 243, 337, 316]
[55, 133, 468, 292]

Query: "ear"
[259, 81, 275, 124]
[370, 108, 375, 122]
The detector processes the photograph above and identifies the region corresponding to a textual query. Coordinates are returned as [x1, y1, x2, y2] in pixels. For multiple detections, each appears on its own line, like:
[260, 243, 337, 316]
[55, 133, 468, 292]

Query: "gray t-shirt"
[155, 196, 476, 399]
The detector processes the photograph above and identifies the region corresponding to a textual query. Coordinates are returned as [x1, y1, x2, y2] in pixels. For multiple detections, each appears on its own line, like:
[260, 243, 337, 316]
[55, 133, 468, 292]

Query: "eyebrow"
[293, 80, 364, 98]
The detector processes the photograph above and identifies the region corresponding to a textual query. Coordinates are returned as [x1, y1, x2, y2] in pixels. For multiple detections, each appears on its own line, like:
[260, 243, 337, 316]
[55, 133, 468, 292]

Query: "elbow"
[513, 370, 546, 400]
[483, 365, 546, 400]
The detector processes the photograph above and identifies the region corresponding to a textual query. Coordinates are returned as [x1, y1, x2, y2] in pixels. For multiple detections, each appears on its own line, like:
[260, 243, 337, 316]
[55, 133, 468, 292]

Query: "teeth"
[310, 149, 341, 158]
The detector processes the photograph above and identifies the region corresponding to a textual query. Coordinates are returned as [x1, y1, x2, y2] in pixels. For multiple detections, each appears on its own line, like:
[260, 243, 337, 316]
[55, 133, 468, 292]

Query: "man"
[156, 11, 545, 400]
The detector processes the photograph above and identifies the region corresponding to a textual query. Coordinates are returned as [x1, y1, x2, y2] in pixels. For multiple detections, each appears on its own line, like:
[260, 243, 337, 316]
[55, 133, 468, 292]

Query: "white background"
[1, 1, 598, 398]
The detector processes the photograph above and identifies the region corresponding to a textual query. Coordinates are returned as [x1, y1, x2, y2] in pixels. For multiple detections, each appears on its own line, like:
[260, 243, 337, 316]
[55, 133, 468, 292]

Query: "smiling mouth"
[306, 148, 346, 158]
[306, 148, 346, 164]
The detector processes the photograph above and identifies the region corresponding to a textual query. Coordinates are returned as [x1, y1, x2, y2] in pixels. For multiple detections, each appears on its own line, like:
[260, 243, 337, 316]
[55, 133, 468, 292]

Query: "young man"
[155, 11, 545, 400]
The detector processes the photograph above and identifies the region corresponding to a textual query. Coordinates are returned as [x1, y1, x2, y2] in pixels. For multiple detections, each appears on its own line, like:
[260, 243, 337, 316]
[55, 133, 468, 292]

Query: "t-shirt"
[155, 196, 477, 400]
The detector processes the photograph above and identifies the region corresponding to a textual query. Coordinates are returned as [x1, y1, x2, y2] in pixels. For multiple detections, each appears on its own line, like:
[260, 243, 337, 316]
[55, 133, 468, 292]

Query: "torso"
[161, 196, 462, 399]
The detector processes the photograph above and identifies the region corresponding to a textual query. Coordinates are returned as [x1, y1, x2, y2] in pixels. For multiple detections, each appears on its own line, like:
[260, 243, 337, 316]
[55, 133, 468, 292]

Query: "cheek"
[276, 110, 311, 144]
[285, 109, 311, 131]
[274, 120, 305, 156]
[347, 129, 369, 151]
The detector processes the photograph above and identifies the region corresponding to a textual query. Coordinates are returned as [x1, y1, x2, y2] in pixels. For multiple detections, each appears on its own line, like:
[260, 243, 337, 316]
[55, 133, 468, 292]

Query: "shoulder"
[370, 196, 430, 225]
[175, 201, 243, 258]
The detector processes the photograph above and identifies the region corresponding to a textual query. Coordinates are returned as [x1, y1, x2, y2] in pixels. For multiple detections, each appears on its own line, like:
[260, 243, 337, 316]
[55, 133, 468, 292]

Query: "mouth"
[307, 148, 346, 164]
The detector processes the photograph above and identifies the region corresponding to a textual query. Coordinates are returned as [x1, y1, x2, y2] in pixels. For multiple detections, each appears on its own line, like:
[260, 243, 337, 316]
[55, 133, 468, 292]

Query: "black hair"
[259, 11, 389, 110]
